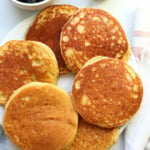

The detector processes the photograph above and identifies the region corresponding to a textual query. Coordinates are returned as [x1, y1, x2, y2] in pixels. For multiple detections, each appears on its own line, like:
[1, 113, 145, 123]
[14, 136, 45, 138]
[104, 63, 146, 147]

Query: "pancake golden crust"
[72, 56, 143, 128]
[26, 5, 78, 74]
[0, 40, 58, 105]
[60, 8, 131, 73]
[69, 118, 119, 150]
[3, 82, 78, 150]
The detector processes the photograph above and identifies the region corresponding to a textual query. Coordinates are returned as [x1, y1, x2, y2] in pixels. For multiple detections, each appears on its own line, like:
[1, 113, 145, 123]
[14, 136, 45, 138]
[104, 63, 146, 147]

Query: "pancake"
[26, 5, 78, 74]
[3, 82, 78, 150]
[0, 40, 58, 105]
[69, 118, 119, 150]
[60, 8, 131, 73]
[72, 56, 143, 128]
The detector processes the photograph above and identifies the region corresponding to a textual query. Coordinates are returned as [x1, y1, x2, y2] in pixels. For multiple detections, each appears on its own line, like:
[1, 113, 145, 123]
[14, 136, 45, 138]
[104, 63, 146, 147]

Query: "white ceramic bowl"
[9, 0, 54, 10]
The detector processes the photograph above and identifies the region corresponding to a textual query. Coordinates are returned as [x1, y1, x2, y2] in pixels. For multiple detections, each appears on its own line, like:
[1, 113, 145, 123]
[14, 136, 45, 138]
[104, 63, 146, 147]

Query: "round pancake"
[72, 56, 143, 128]
[69, 118, 119, 150]
[0, 40, 58, 105]
[60, 8, 131, 73]
[26, 5, 78, 74]
[3, 82, 78, 150]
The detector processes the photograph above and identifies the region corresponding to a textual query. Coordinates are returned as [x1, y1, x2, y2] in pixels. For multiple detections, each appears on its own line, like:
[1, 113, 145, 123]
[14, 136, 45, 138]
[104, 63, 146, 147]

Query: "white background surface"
[0, 0, 137, 150]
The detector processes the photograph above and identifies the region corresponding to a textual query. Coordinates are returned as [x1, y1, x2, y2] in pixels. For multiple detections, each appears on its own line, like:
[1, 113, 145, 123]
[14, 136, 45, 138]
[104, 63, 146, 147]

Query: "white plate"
[0, 2, 137, 149]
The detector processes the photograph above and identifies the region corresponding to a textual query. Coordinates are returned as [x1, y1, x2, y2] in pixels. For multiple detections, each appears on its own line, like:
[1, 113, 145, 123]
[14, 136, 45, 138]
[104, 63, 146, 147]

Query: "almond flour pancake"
[72, 56, 143, 128]
[60, 8, 131, 73]
[3, 82, 78, 150]
[69, 118, 119, 150]
[26, 5, 78, 74]
[0, 40, 58, 105]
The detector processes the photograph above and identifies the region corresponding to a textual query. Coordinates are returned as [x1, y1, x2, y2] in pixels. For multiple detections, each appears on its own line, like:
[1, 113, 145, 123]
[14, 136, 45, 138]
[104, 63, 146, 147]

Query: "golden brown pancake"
[60, 8, 131, 73]
[72, 56, 143, 128]
[69, 118, 119, 150]
[26, 5, 78, 74]
[3, 82, 78, 150]
[0, 40, 58, 105]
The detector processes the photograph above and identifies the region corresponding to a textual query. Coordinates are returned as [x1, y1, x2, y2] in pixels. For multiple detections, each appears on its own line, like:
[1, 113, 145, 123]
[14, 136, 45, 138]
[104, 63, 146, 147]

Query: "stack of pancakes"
[0, 4, 143, 150]
[0, 40, 59, 105]
[70, 57, 143, 150]
[26, 5, 130, 74]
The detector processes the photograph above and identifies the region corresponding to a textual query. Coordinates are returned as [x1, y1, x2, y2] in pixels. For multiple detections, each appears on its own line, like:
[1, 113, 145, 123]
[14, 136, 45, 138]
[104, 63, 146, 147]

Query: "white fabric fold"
[125, 62, 150, 150]
[124, 1, 150, 149]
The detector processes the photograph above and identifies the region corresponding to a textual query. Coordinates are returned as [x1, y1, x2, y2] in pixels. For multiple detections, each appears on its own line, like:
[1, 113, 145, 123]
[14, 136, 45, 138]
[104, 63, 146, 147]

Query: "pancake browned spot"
[26, 5, 78, 74]
[60, 8, 131, 73]
[0, 40, 58, 105]
[69, 118, 119, 150]
[72, 56, 143, 128]
[3, 82, 78, 150]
